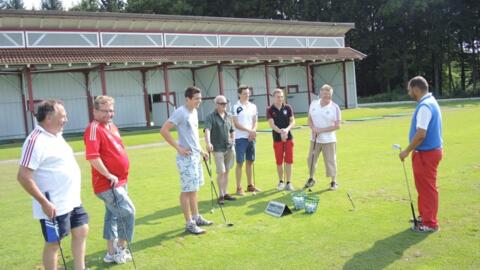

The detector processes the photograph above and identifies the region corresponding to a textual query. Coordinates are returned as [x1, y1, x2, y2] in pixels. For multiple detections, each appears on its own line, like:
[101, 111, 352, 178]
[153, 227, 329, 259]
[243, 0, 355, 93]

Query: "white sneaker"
[285, 182, 295, 191]
[103, 252, 115, 263]
[277, 181, 285, 190]
[117, 247, 132, 262]
[113, 251, 127, 264]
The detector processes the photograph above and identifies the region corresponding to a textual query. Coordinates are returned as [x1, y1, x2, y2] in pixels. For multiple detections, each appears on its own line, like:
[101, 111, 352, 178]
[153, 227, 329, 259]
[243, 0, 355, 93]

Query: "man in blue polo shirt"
[399, 76, 443, 233]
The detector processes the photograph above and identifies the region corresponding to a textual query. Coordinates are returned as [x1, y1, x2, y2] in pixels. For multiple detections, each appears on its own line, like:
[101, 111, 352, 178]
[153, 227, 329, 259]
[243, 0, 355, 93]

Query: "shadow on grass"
[84, 227, 185, 269]
[342, 229, 429, 270]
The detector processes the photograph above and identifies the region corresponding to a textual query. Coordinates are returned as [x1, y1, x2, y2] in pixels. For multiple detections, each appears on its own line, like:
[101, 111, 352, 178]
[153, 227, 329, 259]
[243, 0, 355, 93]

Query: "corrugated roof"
[0, 47, 366, 65]
[0, 10, 354, 36]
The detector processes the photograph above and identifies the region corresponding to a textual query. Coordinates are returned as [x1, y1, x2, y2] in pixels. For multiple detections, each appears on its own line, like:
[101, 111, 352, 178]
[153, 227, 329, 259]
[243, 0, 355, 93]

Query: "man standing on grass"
[266, 89, 296, 191]
[232, 85, 261, 195]
[84, 95, 135, 264]
[399, 76, 443, 233]
[305, 84, 341, 190]
[204, 95, 237, 204]
[160, 86, 213, 235]
[17, 100, 89, 270]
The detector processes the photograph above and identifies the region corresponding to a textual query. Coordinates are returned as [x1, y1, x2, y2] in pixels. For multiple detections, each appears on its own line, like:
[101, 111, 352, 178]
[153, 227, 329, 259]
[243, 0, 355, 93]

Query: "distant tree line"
[1, 0, 478, 99]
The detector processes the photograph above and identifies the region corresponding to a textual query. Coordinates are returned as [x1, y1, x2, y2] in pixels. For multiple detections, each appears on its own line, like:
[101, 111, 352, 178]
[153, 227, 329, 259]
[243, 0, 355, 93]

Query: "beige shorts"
[307, 141, 337, 177]
[214, 148, 235, 173]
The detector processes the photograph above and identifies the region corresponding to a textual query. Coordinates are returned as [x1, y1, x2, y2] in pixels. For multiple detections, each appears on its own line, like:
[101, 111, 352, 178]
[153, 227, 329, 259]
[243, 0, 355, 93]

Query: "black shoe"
[223, 194, 237, 201]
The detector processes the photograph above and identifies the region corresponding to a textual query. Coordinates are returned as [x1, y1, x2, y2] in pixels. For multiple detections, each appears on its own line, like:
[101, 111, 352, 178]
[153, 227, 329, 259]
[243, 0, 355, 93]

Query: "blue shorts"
[235, 138, 255, 163]
[40, 205, 89, 242]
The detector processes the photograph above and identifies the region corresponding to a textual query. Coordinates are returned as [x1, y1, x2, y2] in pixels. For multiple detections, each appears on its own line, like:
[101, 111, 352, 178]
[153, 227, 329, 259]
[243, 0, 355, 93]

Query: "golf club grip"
[45, 191, 51, 201]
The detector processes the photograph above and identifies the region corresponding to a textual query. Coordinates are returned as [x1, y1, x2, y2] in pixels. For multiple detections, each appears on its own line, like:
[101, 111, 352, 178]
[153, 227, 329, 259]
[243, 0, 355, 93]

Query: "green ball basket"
[304, 196, 319, 214]
[291, 191, 307, 210]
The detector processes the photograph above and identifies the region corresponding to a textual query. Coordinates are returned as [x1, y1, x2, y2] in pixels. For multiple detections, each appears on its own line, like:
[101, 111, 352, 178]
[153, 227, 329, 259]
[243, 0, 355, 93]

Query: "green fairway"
[1, 101, 479, 269]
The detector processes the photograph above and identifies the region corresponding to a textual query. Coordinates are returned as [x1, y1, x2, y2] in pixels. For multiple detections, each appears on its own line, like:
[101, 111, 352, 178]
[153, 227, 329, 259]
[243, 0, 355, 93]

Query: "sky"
[23, 0, 79, 10]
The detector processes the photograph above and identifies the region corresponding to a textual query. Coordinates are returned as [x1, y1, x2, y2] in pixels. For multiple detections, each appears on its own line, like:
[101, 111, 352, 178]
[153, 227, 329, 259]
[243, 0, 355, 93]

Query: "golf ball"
[252, 192, 256, 196]
[210, 209, 214, 213]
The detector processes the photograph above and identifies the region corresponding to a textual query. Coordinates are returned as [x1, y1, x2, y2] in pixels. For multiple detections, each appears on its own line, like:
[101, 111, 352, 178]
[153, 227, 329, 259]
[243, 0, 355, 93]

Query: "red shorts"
[273, 140, 294, 165]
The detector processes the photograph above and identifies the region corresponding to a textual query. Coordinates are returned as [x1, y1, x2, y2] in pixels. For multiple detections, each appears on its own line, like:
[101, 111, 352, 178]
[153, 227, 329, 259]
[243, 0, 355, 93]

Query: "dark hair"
[237, 85, 250, 94]
[408, 76, 429, 92]
[36, 100, 63, 122]
[185, 86, 201, 99]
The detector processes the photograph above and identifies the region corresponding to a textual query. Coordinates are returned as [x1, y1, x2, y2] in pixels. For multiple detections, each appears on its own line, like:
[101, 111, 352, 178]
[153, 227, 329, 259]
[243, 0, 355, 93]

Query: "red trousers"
[412, 149, 443, 228]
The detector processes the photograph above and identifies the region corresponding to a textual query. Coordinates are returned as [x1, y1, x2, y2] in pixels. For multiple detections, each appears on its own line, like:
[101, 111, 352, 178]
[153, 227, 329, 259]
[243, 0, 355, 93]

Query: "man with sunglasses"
[204, 95, 237, 204]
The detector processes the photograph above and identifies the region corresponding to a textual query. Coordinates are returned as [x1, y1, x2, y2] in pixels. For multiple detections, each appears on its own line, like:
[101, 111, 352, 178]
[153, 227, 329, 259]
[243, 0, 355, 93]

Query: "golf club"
[392, 144, 419, 227]
[111, 187, 137, 269]
[203, 156, 234, 227]
[45, 192, 67, 270]
[304, 134, 318, 191]
[252, 160, 257, 196]
[209, 154, 215, 214]
[346, 192, 356, 211]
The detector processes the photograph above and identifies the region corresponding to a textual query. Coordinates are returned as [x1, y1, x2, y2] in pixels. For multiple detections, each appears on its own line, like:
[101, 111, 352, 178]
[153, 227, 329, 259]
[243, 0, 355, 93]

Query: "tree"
[0, 0, 25, 9]
[70, 0, 100, 11]
[100, 0, 125, 12]
[41, 0, 62, 10]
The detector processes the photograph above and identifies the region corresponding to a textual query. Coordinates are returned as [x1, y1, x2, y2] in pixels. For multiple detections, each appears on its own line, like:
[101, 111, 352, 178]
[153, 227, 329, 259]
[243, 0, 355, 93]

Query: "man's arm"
[204, 128, 213, 152]
[232, 116, 253, 133]
[17, 166, 56, 218]
[399, 128, 427, 161]
[160, 120, 190, 156]
[87, 158, 118, 186]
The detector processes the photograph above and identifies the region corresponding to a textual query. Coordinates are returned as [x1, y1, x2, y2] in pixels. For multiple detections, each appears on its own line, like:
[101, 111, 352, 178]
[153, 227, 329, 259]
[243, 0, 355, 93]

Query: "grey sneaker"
[103, 252, 115, 263]
[285, 182, 295, 191]
[329, 181, 338, 190]
[185, 222, 206, 234]
[194, 215, 213, 226]
[277, 181, 285, 190]
[304, 178, 316, 189]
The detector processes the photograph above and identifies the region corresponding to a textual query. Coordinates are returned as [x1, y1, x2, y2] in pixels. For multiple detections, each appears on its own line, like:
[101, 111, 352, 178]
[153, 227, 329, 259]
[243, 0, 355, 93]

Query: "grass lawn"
[0, 101, 479, 269]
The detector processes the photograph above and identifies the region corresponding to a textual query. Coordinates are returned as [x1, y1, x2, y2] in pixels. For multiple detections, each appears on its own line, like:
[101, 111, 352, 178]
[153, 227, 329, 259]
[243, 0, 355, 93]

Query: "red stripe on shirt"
[21, 129, 41, 167]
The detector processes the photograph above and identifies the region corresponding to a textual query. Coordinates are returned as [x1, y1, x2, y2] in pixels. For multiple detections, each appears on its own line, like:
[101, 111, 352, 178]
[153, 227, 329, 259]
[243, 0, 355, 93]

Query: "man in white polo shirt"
[305, 84, 341, 190]
[17, 100, 89, 270]
[232, 85, 261, 195]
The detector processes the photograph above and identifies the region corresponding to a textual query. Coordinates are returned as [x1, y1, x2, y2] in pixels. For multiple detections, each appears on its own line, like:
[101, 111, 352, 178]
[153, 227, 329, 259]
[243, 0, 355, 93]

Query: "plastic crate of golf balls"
[291, 191, 307, 210]
[304, 196, 319, 214]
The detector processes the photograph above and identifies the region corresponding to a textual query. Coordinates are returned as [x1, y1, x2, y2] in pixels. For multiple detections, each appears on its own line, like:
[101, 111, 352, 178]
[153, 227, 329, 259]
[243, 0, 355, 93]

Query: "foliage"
[41, 0, 62, 10]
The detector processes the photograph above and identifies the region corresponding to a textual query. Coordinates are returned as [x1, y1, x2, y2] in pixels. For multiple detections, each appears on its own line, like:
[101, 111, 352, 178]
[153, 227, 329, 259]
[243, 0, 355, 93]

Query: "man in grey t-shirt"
[160, 86, 213, 235]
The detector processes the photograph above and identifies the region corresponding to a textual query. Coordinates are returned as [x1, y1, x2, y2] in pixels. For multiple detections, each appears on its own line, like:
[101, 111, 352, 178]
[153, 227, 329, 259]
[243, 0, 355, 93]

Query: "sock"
[279, 180, 284, 183]
[192, 215, 199, 221]
[286, 181, 290, 184]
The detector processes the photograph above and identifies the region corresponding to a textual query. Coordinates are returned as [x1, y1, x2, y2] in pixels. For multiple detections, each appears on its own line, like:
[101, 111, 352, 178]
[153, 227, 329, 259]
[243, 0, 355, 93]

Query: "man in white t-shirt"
[17, 100, 89, 270]
[232, 85, 260, 195]
[305, 84, 341, 190]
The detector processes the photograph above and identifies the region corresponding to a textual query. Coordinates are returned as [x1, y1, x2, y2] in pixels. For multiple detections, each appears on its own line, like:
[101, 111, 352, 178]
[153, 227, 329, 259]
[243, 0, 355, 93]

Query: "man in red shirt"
[84, 96, 135, 264]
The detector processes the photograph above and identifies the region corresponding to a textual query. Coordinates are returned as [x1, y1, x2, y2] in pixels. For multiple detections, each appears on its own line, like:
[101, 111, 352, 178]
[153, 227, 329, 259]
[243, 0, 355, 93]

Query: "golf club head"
[226, 223, 234, 227]
[392, 144, 401, 151]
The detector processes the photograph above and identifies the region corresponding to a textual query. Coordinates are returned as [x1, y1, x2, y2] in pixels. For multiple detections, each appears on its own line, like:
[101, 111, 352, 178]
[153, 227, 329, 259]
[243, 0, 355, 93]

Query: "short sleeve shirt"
[84, 121, 130, 194]
[204, 110, 234, 152]
[20, 126, 82, 219]
[309, 100, 341, 143]
[266, 104, 294, 142]
[168, 105, 201, 154]
[232, 100, 258, 139]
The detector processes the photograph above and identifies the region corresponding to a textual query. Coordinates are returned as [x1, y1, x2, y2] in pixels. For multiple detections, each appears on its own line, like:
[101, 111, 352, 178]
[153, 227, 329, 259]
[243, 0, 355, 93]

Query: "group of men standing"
[16, 75, 443, 269]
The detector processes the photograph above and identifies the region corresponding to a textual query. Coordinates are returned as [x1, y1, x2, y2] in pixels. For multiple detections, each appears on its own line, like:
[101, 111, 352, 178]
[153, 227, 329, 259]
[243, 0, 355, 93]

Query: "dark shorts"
[40, 205, 89, 243]
[235, 138, 255, 163]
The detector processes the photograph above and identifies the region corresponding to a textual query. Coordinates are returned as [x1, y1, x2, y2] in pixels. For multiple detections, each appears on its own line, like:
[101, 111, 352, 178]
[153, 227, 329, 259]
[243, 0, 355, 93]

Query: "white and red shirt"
[232, 100, 258, 139]
[309, 99, 341, 143]
[84, 121, 129, 194]
[20, 125, 82, 219]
